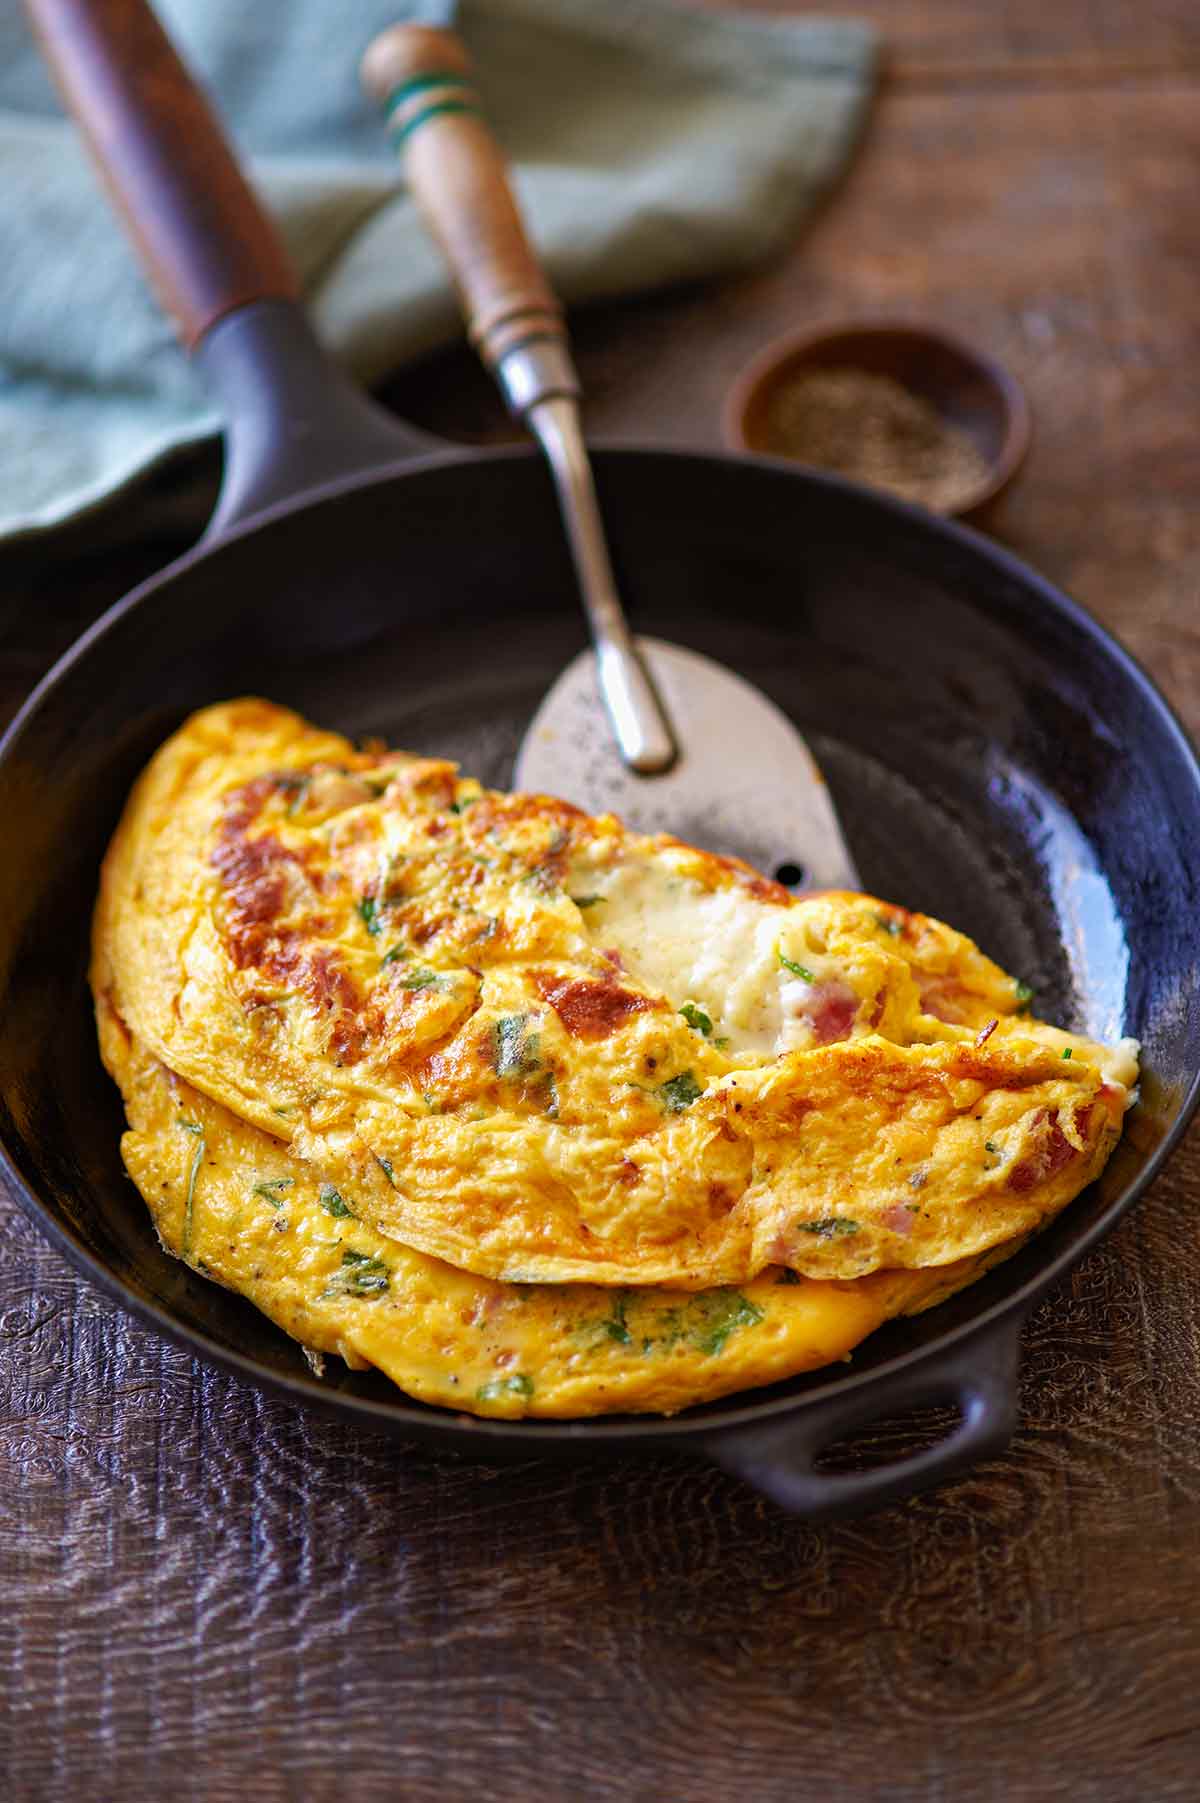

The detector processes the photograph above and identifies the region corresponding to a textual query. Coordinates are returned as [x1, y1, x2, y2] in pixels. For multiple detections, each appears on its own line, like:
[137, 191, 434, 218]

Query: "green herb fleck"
[778, 949, 815, 982]
[252, 1177, 293, 1208]
[1062, 1047, 1073, 1060]
[381, 944, 409, 967]
[605, 1293, 632, 1346]
[658, 1070, 703, 1112]
[374, 1156, 396, 1188]
[1015, 979, 1034, 1012]
[875, 911, 902, 937]
[178, 1120, 205, 1261]
[679, 1001, 713, 1038]
[357, 895, 382, 937]
[571, 894, 602, 909]
[275, 772, 312, 817]
[322, 1248, 390, 1297]
[580, 1286, 765, 1361]
[493, 1013, 542, 1079]
[798, 1216, 860, 1239]
[693, 1291, 765, 1357]
[476, 1373, 534, 1402]
[319, 1184, 355, 1219]
[984, 1141, 998, 1155]
[448, 793, 478, 815]
[399, 966, 445, 993]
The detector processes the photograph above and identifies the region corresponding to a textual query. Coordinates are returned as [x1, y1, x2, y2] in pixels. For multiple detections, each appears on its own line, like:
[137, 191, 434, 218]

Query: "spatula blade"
[513, 636, 861, 891]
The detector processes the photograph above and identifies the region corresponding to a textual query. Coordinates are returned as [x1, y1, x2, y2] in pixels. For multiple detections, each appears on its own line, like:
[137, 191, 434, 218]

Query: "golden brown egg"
[89, 700, 1138, 1416]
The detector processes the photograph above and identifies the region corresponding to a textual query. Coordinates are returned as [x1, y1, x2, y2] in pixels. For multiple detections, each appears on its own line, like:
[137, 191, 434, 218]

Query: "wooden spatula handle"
[361, 24, 565, 369]
[25, 0, 298, 349]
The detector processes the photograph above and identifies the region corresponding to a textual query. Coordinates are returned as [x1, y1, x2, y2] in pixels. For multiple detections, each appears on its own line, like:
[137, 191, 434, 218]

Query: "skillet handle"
[709, 1314, 1024, 1520]
[25, 0, 297, 347]
[25, 0, 438, 533]
[361, 25, 577, 405]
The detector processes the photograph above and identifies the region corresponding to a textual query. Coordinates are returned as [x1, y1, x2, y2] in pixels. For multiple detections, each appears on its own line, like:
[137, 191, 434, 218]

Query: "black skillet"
[3, 0, 1199, 1520]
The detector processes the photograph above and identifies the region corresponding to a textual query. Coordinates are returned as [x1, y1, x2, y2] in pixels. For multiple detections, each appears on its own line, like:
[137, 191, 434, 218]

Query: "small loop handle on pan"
[709, 1313, 1024, 1519]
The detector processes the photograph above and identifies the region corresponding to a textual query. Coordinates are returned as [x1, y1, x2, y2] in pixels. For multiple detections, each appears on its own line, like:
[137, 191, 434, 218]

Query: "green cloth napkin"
[0, 0, 875, 540]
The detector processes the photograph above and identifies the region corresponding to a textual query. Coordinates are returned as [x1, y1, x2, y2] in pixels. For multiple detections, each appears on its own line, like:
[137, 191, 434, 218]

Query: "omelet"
[90, 699, 1138, 1417]
[96, 989, 1022, 1417]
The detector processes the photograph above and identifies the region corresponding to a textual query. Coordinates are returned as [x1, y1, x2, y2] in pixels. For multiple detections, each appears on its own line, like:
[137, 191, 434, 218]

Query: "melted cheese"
[564, 858, 799, 1055]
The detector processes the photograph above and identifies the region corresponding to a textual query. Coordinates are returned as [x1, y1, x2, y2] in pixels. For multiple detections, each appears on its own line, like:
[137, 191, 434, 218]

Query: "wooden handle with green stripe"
[361, 24, 565, 369]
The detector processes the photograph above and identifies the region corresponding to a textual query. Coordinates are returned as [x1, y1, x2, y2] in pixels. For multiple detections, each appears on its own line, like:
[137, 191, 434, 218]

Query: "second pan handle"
[711, 1314, 1025, 1519]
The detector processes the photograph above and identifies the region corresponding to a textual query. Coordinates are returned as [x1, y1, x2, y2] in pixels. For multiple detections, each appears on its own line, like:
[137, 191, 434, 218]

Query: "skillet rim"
[3, 440, 1199, 1452]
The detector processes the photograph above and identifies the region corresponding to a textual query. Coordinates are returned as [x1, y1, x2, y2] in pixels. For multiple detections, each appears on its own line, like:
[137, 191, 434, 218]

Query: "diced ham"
[917, 973, 969, 1024]
[1007, 1106, 1089, 1193]
[780, 976, 859, 1046]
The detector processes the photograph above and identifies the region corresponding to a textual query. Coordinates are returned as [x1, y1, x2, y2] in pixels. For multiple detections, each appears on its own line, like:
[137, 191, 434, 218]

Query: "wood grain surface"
[3, 3, 1200, 1797]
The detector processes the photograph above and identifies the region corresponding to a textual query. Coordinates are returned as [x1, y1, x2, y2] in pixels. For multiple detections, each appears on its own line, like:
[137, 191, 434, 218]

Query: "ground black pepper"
[764, 365, 992, 511]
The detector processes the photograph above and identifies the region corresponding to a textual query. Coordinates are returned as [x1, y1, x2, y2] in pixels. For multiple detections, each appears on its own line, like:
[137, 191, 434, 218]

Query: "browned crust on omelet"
[92, 699, 1134, 1300]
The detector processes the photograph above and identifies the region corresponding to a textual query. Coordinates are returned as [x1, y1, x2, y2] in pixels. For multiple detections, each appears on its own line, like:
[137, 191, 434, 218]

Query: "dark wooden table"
[4, 4, 1200, 1797]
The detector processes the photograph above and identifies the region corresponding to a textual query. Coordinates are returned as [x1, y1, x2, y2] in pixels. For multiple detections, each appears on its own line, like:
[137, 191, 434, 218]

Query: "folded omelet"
[91, 699, 1138, 1416]
[96, 990, 1031, 1417]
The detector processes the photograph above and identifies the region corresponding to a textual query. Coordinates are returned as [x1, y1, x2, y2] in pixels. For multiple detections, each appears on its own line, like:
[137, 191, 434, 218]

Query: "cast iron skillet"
[3, 0, 1199, 1520]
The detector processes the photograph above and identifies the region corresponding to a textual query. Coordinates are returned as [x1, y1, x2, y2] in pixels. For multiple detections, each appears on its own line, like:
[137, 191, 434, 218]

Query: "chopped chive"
[605, 1294, 632, 1346]
[698, 1293, 764, 1357]
[252, 1177, 293, 1207]
[476, 1373, 534, 1402]
[778, 949, 815, 982]
[397, 966, 444, 992]
[178, 1120, 205, 1261]
[321, 1249, 389, 1297]
[798, 1216, 859, 1239]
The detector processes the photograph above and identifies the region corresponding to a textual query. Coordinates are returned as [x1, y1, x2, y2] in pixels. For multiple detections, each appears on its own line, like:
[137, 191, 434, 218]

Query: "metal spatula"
[363, 25, 860, 890]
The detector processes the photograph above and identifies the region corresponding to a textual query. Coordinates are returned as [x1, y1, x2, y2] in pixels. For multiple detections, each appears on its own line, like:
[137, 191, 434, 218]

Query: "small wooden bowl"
[724, 319, 1031, 517]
